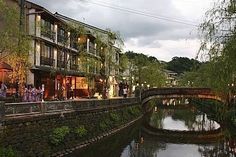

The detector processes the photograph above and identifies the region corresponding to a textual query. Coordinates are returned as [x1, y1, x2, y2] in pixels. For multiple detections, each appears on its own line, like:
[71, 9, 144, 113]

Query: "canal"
[67, 101, 236, 157]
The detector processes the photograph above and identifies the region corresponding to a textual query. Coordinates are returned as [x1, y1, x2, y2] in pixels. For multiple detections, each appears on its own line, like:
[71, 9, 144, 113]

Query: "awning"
[0, 62, 13, 71]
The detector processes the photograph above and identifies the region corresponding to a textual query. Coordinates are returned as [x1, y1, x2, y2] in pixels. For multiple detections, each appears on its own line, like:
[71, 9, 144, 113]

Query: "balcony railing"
[70, 41, 78, 50]
[88, 66, 96, 74]
[41, 29, 55, 41]
[57, 34, 67, 44]
[57, 60, 66, 69]
[40, 56, 55, 67]
[70, 64, 79, 71]
[78, 44, 87, 52]
[96, 50, 101, 57]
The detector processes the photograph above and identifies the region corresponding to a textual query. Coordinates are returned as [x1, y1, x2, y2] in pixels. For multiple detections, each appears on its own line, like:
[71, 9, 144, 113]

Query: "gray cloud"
[126, 36, 162, 48]
[28, 0, 210, 61]
[29, 0, 89, 16]
[29, 0, 192, 40]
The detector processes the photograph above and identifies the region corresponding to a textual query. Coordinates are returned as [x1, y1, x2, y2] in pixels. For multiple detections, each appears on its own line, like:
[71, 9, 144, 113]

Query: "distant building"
[164, 70, 178, 87]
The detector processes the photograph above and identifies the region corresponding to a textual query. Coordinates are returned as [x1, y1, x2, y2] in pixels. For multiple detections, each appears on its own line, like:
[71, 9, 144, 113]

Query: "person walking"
[31, 86, 37, 102]
[23, 85, 29, 102]
[66, 81, 71, 100]
[37, 86, 43, 101]
[123, 86, 128, 98]
[0, 81, 7, 98]
[28, 85, 32, 102]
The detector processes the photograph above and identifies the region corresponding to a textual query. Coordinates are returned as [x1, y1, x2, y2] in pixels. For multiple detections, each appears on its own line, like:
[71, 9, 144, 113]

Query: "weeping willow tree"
[198, 0, 236, 100]
[0, 0, 31, 95]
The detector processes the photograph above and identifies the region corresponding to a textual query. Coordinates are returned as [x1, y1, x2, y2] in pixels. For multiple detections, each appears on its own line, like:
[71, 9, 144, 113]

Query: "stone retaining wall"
[0, 103, 142, 156]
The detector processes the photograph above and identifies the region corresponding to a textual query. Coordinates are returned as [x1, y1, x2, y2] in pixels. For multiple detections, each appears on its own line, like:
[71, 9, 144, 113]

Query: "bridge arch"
[140, 88, 225, 142]
[141, 88, 224, 108]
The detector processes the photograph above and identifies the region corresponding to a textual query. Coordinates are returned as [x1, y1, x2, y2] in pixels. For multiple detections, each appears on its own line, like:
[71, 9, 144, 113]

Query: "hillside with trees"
[120, 51, 166, 88]
[165, 57, 201, 75]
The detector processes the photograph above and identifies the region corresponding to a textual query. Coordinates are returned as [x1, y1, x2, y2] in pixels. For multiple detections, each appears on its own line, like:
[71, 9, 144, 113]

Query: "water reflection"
[150, 108, 220, 131]
[119, 135, 236, 157]
[67, 105, 236, 157]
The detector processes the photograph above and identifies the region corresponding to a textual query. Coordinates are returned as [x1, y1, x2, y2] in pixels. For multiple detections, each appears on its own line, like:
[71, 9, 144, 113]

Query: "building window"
[57, 50, 66, 68]
[41, 19, 55, 40]
[89, 42, 95, 55]
[70, 54, 78, 70]
[58, 27, 66, 43]
[41, 44, 53, 58]
[40, 43, 54, 66]
[70, 33, 78, 49]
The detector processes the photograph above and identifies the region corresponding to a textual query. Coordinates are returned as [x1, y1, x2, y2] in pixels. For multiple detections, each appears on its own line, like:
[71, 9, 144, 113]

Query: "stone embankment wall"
[0, 103, 142, 156]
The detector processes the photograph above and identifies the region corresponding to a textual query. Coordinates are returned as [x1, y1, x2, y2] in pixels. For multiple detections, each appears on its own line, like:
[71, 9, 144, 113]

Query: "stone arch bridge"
[141, 88, 223, 106]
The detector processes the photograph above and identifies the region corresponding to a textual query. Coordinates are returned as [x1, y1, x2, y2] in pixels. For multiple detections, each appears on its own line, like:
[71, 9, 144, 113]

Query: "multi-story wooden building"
[23, 1, 121, 99]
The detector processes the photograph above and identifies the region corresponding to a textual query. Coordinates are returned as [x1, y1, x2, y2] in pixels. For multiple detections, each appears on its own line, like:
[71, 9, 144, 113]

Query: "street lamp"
[135, 83, 141, 101]
[228, 83, 235, 106]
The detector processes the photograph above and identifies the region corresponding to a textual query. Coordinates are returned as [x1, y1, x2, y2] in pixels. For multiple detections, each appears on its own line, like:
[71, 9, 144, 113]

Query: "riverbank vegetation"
[178, 0, 236, 127]
[180, 0, 236, 96]
[0, 105, 142, 156]
[0, 146, 18, 157]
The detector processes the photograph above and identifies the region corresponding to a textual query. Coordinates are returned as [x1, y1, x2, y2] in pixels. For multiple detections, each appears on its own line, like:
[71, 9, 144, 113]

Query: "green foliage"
[99, 121, 108, 131]
[192, 99, 227, 122]
[110, 113, 120, 122]
[50, 126, 70, 145]
[149, 110, 164, 129]
[123, 51, 166, 87]
[75, 125, 87, 137]
[119, 54, 129, 73]
[0, 0, 20, 54]
[0, 0, 31, 95]
[141, 62, 166, 87]
[179, 62, 211, 87]
[197, 0, 236, 96]
[127, 107, 141, 116]
[0, 146, 18, 157]
[166, 57, 201, 74]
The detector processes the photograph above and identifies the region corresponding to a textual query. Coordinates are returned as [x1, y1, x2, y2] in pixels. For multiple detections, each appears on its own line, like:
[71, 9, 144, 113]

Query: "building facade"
[23, 1, 121, 99]
[164, 70, 178, 87]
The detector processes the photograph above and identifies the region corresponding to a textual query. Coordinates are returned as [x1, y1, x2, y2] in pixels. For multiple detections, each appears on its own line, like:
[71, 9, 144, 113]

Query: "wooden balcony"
[40, 56, 55, 67]
[41, 29, 55, 41]
[57, 60, 66, 69]
[57, 34, 67, 44]
[70, 64, 79, 71]
[70, 42, 78, 50]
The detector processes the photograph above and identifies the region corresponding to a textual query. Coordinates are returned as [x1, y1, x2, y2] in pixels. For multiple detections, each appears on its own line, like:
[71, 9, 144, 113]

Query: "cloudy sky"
[29, 0, 214, 61]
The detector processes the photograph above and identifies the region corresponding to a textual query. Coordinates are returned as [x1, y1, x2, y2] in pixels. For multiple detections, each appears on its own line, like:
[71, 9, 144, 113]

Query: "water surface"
[67, 104, 236, 157]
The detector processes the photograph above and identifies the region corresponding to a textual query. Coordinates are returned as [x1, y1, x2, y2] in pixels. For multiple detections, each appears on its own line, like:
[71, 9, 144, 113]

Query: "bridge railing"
[140, 88, 225, 105]
[141, 88, 216, 101]
[2, 97, 139, 118]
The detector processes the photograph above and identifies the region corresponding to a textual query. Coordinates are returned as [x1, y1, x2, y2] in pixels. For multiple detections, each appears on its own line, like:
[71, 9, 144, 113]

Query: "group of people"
[65, 81, 74, 100]
[119, 82, 129, 98]
[23, 85, 44, 102]
[123, 86, 128, 98]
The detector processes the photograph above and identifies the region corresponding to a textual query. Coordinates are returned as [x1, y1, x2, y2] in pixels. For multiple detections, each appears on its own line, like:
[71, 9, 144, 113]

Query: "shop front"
[34, 71, 55, 100]
[55, 75, 92, 99]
